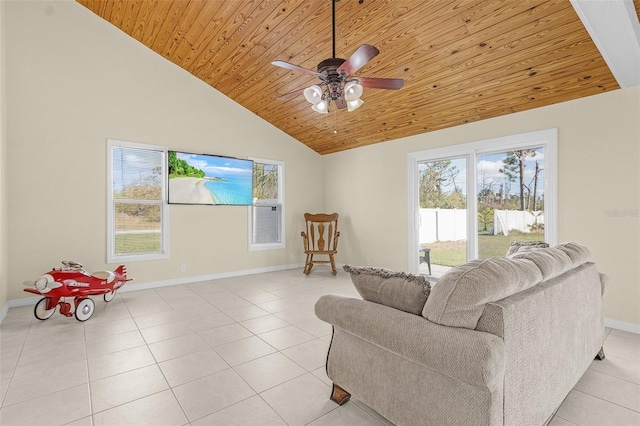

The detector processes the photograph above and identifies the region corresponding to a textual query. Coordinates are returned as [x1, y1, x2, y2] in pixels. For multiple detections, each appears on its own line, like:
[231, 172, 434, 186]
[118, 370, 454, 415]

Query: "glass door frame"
[407, 128, 558, 274]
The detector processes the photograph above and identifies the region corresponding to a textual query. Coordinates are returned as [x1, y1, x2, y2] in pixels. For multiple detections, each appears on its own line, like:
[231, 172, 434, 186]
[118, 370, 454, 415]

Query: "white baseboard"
[6, 262, 306, 309]
[0, 302, 9, 323]
[115, 262, 306, 293]
[605, 318, 640, 334]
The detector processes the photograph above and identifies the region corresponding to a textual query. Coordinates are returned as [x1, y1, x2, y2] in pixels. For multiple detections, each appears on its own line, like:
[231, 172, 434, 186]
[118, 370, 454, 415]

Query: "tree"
[114, 166, 162, 222]
[253, 163, 278, 200]
[168, 151, 205, 178]
[499, 150, 537, 211]
[530, 160, 542, 211]
[478, 208, 494, 233]
[477, 169, 498, 210]
[419, 160, 466, 209]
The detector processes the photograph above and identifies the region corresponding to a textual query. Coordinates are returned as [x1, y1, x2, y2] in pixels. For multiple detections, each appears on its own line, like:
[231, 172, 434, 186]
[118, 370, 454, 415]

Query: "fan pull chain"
[333, 108, 338, 134]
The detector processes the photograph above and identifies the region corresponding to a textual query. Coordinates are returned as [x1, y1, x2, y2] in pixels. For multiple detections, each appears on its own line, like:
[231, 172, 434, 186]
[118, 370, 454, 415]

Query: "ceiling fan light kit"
[272, 0, 404, 117]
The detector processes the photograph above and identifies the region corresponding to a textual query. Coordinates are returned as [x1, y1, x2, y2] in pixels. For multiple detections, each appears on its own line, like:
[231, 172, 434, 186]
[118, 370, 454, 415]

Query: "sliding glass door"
[408, 129, 557, 277]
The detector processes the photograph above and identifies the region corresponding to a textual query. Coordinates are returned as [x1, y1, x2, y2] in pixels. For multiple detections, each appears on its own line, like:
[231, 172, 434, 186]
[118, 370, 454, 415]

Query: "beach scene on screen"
[168, 151, 253, 205]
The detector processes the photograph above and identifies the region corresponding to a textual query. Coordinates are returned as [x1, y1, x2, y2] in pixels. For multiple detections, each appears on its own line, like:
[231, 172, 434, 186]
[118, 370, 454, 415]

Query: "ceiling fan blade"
[277, 88, 305, 101]
[357, 77, 405, 90]
[272, 60, 319, 77]
[337, 44, 379, 76]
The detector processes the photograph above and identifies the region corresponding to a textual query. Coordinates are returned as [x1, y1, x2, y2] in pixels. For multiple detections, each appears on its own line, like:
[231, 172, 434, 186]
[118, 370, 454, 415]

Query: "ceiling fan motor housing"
[317, 58, 348, 101]
[318, 58, 346, 75]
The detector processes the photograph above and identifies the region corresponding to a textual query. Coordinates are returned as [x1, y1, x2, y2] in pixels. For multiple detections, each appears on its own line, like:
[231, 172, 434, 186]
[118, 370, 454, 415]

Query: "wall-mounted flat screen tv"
[168, 151, 253, 206]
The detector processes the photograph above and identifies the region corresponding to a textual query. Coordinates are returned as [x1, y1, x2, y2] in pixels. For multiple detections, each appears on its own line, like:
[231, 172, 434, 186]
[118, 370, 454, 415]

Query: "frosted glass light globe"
[312, 99, 329, 114]
[344, 81, 363, 102]
[303, 85, 323, 105]
[347, 98, 364, 112]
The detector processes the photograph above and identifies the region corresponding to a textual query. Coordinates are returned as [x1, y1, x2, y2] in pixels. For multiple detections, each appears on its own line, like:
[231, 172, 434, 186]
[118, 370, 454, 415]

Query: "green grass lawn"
[423, 230, 544, 267]
[115, 233, 162, 254]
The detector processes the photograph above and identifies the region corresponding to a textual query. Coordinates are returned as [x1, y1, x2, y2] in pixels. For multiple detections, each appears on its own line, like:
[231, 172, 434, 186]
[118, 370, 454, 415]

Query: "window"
[408, 129, 557, 276]
[249, 158, 284, 250]
[107, 139, 168, 262]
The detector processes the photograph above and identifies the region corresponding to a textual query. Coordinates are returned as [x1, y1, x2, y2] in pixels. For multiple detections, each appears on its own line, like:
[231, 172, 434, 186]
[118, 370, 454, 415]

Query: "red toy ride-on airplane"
[23, 260, 132, 321]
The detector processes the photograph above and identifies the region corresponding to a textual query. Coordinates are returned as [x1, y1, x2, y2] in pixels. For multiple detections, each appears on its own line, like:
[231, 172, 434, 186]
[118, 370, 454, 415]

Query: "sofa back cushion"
[511, 242, 591, 281]
[511, 247, 572, 280]
[423, 257, 542, 328]
[556, 241, 591, 266]
[343, 265, 431, 315]
[424, 242, 591, 329]
[506, 240, 549, 257]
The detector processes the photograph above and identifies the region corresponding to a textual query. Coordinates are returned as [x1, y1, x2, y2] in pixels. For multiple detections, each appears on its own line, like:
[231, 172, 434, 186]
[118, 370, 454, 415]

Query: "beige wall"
[324, 86, 640, 327]
[0, 0, 8, 314]
[5, 1, 323, 301]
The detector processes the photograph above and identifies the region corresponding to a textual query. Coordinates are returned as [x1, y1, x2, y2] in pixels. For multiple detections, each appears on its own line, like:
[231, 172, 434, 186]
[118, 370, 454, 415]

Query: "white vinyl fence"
[493, 210, 543, 236]
[419, 209, 467, 244]
[419, 209, 544, 244]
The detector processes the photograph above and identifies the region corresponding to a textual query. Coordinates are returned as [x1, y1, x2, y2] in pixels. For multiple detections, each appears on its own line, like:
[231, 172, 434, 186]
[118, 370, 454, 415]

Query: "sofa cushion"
[343, 265, 431, 315]
[506, 240, 549, 257]
[511, 247, 572, 281]
[511, 243, 590, 281]
[556, 242, 591, 266]
[423, 257, 542, 329]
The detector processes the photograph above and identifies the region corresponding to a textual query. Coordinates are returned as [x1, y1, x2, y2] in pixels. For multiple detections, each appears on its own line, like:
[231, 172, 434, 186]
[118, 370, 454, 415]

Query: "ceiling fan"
[272, 0, 404, 114]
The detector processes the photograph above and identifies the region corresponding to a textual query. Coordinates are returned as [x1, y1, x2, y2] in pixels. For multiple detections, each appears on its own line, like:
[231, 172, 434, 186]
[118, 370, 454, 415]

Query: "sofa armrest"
[315, 294, 504, 389]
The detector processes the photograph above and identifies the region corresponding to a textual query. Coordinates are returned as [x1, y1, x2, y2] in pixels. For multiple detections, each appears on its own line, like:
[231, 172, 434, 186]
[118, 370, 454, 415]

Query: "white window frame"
[248, 158, 285, 251]
[107, 139, 169, 263]
[407, 128, 557, 273]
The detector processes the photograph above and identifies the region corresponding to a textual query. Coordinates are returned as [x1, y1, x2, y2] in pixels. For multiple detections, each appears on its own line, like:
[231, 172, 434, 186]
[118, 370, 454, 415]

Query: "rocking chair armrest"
[301, 231, 309, 251]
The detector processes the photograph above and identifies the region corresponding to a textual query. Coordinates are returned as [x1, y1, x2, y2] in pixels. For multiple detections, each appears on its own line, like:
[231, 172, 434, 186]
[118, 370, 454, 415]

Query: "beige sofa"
[315, 242, 607, 426]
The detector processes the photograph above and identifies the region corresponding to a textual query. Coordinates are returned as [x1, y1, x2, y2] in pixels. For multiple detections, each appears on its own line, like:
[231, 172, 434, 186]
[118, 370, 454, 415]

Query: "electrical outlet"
[365, 257, 371, 266]
[290, 253, 295, 261]
[180, 264, 187, 272]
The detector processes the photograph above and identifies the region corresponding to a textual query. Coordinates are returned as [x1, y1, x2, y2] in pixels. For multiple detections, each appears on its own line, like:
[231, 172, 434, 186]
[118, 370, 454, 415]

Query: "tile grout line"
[550, 414, 580, 425]
[570, 388, 640, 414]
[586, 359, 640, 386]
[83, 320, 95, 424]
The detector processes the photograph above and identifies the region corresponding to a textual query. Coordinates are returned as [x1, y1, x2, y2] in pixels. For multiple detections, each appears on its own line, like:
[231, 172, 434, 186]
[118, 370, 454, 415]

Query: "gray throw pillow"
[343, 265, 431, 315]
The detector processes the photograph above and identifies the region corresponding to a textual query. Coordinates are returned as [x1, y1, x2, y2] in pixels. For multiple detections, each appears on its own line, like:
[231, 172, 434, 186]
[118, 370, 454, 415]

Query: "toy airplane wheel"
[103, 290, 117, 302]
[34, 297, 55, 320]
[75, 298, 95, 322]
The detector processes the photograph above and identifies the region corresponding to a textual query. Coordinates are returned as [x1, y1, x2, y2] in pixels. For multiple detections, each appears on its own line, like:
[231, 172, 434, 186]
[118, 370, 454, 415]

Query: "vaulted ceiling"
[77, 0, 638, 155]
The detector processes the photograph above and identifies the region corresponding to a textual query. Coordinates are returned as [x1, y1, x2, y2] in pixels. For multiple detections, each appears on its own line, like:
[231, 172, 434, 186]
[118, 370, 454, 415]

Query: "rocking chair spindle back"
[301, 213, 340, 274]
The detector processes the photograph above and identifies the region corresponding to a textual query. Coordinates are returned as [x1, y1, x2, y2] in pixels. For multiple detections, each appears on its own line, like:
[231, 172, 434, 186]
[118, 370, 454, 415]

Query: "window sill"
[249, 243, 285, 252]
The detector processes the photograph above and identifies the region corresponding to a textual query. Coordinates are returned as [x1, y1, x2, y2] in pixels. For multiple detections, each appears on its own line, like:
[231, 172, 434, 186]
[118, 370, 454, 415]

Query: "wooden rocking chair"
[301, 213, 340, 275]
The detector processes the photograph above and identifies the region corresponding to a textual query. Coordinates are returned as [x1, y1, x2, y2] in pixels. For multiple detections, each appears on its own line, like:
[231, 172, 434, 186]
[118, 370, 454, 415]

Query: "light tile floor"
[0, 268, 638, 425]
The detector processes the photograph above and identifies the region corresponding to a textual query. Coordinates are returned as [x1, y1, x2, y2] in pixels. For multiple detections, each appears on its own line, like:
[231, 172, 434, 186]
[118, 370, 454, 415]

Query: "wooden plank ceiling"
[77, 0, 624, 155]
